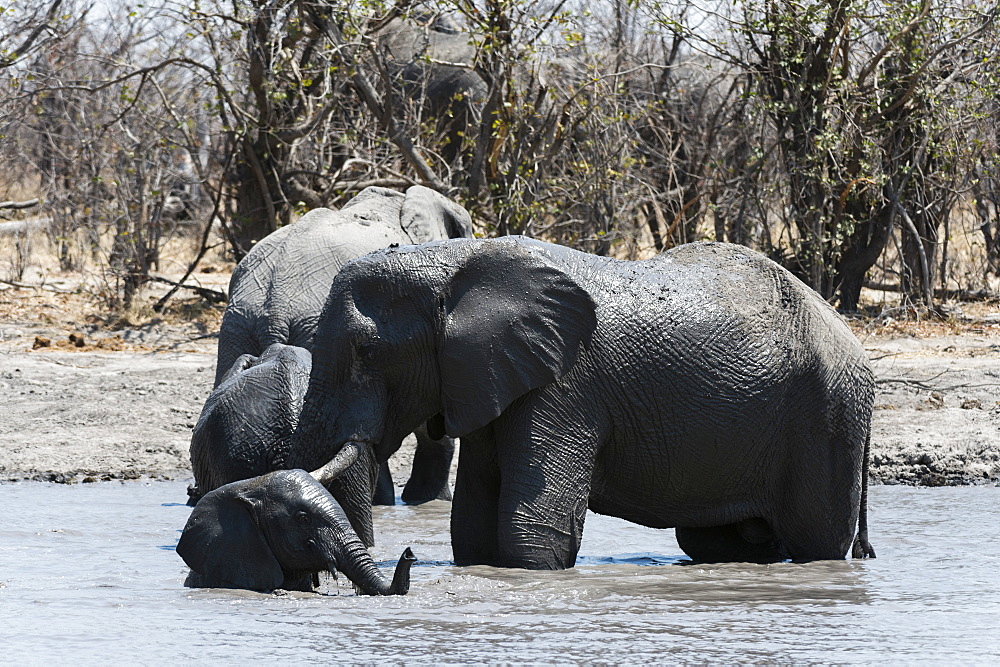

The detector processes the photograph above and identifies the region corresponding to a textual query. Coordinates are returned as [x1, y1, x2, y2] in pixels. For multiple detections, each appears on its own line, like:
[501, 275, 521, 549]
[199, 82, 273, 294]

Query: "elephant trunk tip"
[389, 547, 417, 596]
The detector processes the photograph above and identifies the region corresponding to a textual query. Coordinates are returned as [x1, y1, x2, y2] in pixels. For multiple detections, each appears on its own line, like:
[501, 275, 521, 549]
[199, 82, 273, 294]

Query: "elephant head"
[290, 236, 596, 486]
[397, 184, 473, 244]
[377, 18, 487, 167]
[176, 469, 416, 595]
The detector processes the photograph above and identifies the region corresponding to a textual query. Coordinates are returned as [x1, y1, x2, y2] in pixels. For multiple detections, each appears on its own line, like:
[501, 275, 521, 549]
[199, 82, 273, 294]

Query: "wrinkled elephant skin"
[291, 237, 876, 569]
[187, 343, 310, 505]
[192, 185, 471, 545]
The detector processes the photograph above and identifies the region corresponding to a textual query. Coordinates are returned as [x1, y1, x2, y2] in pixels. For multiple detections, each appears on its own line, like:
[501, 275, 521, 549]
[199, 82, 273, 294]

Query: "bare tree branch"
[0, 198, 40, 210]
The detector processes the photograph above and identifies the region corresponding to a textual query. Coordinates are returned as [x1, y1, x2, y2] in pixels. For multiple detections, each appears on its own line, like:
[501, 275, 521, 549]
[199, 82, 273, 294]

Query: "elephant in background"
[377, 16, 486, 169]
[200, 186, 471, 530]
[289, 236, 876, 569]
[177, 469, 415, 595]
[216, 185, 472, 381]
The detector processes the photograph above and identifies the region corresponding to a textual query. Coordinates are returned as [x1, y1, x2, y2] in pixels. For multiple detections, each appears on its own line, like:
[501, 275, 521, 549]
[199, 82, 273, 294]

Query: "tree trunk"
[231, 134, 285, 260]
[835, 200, 895, 311]
[899, 205, 937, 305]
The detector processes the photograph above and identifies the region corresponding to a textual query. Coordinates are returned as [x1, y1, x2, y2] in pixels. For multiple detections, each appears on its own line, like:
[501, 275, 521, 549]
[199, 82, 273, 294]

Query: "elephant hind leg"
[768, 491, 859, 561]
[676, 520, 786, 564]
[401, 425, 455, 505]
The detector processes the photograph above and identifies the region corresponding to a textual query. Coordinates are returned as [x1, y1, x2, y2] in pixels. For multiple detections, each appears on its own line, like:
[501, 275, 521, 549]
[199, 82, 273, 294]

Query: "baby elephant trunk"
[387, 548, 417, 595]
[334, 542, 417, 596]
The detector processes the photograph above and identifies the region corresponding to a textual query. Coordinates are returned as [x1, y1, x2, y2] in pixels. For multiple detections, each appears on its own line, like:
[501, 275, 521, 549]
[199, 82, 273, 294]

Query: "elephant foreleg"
[401, 424, 455, 504]
[493, 412, 598, 570]
[373, 462, 396, 505]
[451, 426, 501, 566]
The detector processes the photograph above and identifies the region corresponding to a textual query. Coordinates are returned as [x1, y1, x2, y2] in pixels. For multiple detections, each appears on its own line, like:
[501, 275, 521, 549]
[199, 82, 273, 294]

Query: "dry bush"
[1, 0, 998, 319]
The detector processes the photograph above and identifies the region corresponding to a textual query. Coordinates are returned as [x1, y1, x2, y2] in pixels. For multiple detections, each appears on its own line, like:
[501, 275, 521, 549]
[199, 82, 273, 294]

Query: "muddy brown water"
[2, 482, 998, 662]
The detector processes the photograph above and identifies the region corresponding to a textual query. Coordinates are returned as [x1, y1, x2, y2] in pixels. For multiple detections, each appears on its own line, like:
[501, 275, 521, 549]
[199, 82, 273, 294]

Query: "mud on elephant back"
[289, 236, 876, 569]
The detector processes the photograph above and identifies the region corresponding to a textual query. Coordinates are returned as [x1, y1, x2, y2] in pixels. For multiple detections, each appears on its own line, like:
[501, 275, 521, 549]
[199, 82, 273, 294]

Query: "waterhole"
[2, 483, 998, 662]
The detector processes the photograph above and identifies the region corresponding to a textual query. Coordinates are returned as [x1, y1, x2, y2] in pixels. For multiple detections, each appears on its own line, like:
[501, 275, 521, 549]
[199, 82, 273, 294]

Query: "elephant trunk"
[333, 539, 416, 596]
[388, 548, 417, 595]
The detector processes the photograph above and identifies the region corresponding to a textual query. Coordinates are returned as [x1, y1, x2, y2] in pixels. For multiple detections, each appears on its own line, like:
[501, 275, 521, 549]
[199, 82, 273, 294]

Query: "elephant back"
[577, 241, 873, 419]
[668, 242, 867, 357]
[646, 241, 874, 419]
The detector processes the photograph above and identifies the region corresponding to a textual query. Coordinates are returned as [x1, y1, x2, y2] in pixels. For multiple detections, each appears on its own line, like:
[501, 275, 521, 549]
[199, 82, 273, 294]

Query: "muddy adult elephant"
[205, 185, 471, 517]
[177, 469, 415, 594]
[289, 236, 876, 569]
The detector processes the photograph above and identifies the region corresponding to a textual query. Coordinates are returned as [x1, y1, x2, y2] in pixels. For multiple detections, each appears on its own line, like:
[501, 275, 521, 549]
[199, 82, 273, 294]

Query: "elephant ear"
[400, 185, 474, 243]
[176, 482, 283, 591]
[439, 241, 597, 437]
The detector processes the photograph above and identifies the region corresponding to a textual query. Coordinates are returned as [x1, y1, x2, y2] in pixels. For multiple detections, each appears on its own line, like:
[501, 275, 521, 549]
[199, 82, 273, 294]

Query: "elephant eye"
[358, 336, 381, 361]
[295, 511, 311, 525]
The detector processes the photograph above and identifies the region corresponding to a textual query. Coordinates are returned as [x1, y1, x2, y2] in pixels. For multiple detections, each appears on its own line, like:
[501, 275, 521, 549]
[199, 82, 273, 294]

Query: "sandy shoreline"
[2, 317, 998, 488]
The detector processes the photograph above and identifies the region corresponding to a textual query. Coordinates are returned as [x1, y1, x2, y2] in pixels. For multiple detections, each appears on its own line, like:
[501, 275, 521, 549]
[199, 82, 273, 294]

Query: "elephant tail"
[851, 431, 876, 559]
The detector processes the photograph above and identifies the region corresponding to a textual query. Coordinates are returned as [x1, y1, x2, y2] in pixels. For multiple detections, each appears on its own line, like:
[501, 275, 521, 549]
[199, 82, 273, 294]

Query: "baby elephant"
[177, 469, 416, 595]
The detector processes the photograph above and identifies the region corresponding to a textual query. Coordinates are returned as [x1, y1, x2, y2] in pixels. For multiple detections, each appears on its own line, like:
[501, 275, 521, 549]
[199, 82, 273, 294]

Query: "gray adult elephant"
[207, 185, 472, 516]
[177, 469, 415, 594]
[289, 236, 876, 569]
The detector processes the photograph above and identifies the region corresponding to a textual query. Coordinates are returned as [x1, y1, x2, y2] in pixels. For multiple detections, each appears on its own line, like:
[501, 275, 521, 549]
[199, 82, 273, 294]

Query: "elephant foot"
[676, 522, 786, 564]
[401, 475, 452, 504]
[401, 433, 455, 504]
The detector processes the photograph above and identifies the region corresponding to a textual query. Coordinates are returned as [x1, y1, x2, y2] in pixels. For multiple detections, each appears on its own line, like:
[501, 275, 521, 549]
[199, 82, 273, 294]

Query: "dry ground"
[1, 264, 999, 488]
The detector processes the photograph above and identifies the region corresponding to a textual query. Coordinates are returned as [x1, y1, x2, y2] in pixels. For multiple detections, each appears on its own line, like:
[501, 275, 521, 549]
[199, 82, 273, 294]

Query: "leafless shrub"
[0, 0, 997, 313]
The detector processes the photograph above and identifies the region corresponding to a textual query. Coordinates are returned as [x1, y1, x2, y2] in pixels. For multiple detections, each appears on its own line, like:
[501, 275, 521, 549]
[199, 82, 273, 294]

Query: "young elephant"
[291, 237, 876, 569]
[187, 343, 311, 506]
[177, 469, 416, 595]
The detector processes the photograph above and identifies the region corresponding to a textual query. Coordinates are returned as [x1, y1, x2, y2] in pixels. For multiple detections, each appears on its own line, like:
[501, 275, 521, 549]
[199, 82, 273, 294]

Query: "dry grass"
[0, 224, 230, 346]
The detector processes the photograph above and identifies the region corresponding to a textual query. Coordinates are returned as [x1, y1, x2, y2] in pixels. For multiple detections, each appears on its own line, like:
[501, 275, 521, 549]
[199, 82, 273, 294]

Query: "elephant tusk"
[309, 441, 368, 485]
